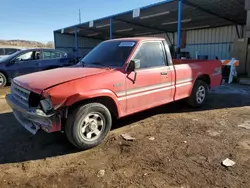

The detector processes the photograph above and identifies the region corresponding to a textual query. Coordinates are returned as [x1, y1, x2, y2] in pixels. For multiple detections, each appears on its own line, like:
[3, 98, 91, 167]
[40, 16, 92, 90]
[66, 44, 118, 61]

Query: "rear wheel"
[0, 73, 7, 88]
[65, 103, 112, 150]
[187, 80, 208, 107]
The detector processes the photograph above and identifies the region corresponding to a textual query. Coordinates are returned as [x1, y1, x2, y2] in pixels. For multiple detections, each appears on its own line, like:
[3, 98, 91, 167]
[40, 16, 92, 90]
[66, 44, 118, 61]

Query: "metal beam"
[110, 18, 113, 39]
[78, 26, 129, 38]
[241, 25, 244, 38]
[183, 0, 242, 25]
[74, 27, 78, 58]
[114, 18, 173, 45]
[235, 25, 240, 38]
[172, 32, 175, 45]
[58, 31, 105, 41]
[177, 0, 182, 59]
[53, 31, 57, 48]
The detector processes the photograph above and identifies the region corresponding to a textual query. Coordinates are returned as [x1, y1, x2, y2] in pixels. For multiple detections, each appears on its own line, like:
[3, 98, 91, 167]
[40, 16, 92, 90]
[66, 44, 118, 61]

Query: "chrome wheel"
[196, 86, 206, 104]
[80, 112, 105, 141]
[0, 75, 4, 86]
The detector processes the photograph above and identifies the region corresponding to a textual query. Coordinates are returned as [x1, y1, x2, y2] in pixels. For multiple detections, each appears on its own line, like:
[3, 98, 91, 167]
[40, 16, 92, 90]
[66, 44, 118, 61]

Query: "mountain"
[0, 40, 54, 48]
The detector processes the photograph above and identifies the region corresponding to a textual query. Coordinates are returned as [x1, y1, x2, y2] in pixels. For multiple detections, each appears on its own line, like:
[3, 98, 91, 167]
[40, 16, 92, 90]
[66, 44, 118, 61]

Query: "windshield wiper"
[90, 62, 112, 69]
[90, 62, 103, 66]
[82, 61, 112, 69]
[81, 61, 86, 67]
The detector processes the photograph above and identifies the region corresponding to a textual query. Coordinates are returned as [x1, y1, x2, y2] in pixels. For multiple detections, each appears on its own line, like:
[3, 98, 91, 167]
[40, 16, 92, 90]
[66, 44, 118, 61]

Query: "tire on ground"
[0, 72, 7, 88]
[187, 80, 208, 107]
[65, 103, 112, 150]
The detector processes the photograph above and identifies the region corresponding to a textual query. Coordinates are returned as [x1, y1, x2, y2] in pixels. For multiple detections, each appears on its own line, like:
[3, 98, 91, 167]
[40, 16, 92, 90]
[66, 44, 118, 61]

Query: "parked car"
[0, 47, 21, 58]
[0, 48, 76, 87]
[6, 37, 222, 150]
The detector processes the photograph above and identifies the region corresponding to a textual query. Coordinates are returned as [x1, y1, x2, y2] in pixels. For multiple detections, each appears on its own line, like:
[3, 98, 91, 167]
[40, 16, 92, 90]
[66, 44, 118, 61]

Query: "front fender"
[63, 89, 122, 117]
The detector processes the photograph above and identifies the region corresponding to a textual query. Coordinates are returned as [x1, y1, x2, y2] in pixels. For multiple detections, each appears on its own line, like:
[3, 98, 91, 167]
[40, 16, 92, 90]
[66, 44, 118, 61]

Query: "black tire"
[0, 72, 7, 88]
[65, 103, 112, 150]
[187, 80, 208, 108]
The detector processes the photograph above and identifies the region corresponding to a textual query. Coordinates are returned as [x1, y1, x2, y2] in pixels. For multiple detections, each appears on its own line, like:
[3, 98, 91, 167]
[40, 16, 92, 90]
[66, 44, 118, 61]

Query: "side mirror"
[8, 59, 17, 65]
[127, 59, 140, 72]
[127, 59, 140, 84]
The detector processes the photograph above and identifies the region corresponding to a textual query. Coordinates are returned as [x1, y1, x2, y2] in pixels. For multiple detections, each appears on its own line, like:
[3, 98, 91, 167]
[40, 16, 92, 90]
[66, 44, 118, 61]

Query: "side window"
[43, 50, 62, 59]
[16, 51, 33, 61]
[50, 51, 56, 58]
[34, 51, 41, 60]
[55, 51, 63, 58]
[133, 42, 166, 69]
[43, 51, 51, 59]
[0, 48, 4, 55]
[5, 48, 18, 55]
[15, 51, 40, 61]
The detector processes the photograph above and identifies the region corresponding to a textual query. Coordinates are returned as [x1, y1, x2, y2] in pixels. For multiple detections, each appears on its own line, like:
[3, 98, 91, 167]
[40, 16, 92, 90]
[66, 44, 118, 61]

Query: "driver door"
[7, 50, 42, 78]
[125, 41, 173, 115]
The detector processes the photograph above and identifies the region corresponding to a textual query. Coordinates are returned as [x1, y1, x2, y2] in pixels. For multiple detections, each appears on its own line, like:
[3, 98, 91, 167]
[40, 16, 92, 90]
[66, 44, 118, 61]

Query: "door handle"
[160, 72, 168, 75]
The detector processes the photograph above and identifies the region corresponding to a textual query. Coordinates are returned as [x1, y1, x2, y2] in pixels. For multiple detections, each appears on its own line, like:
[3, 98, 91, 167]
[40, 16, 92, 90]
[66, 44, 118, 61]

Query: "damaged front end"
[5, 82, 62, 134]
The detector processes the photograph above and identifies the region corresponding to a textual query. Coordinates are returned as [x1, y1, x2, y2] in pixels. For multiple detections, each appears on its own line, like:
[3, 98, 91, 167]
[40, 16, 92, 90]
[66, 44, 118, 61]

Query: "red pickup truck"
[6, 37, 222, 149]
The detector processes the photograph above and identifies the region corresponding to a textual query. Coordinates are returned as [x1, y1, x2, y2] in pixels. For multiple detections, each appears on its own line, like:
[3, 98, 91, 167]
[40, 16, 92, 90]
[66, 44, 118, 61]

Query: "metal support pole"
[110, 18, 113, 39]
[235, 25, 240, 38]
[177, 0, 182, 59]
[74, 27, 78, 59]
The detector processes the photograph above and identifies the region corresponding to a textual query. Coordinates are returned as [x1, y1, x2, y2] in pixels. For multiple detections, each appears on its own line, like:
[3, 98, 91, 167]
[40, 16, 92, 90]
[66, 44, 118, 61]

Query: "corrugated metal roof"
[185, 0, 245, 25]
[54, 0, 246, 40]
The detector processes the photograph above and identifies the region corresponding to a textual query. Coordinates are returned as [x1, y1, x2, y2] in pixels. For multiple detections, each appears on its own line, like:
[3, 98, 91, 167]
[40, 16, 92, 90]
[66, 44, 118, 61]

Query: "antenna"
[79, 9, 81, 24]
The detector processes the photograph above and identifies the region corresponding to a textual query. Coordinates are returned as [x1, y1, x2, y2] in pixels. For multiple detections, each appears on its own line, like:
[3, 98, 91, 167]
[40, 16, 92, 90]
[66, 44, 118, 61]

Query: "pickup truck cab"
[6, 37, 222, 150]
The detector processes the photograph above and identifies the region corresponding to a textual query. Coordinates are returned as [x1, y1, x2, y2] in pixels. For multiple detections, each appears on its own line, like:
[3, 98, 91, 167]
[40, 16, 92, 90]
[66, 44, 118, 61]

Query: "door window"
[133, 42, 166, 69]
[42, 50, 63, 59]
[16, 51, 33, 61]
[15, 50, 41, 61]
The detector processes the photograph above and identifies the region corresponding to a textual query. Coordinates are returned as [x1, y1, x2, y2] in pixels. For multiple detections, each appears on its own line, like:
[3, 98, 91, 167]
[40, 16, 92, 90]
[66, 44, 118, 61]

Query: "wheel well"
[196, 74, 210, 87]
[67, 96, 119, 119]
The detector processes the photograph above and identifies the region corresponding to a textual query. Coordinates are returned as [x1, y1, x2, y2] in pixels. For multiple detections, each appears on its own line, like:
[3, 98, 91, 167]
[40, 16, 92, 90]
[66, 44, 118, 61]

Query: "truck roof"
[107, 37, 165, 42]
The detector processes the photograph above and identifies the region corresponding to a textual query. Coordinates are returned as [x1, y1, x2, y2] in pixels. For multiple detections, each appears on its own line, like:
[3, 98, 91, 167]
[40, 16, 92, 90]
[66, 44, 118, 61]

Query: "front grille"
[11, 82, 30, 107]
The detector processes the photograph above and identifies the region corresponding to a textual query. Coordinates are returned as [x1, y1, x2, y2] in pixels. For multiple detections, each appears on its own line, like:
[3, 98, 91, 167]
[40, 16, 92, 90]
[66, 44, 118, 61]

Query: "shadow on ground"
[0, 84, 250, 164]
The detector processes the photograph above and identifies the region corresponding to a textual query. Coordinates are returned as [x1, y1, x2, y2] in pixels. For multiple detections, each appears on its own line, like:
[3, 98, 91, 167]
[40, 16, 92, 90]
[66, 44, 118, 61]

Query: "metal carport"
[54, 0, 246, 59]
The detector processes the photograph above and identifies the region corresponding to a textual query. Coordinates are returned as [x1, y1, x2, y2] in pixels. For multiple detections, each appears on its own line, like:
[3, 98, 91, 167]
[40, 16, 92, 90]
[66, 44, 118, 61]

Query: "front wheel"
[65, 103, 112, 150]
[187, 80, 208, 107]
[0, 73, 7, 88]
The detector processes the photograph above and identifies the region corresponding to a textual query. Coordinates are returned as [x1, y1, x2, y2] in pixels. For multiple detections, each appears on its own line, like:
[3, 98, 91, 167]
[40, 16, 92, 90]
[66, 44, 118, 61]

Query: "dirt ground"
[0, 84, 250, 188]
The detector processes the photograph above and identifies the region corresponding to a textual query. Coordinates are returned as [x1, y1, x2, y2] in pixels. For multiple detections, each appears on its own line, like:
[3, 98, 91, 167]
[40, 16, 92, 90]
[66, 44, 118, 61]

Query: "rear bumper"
[5, 94, 61, 134]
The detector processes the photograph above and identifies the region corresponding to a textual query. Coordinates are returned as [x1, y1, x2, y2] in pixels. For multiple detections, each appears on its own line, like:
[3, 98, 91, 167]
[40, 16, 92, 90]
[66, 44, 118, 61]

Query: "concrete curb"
[239, 78, 250, 85]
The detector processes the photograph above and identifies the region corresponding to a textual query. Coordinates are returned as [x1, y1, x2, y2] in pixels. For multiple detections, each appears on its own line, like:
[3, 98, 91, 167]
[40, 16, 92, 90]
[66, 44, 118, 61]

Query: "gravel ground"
[0, 84, 250, 188]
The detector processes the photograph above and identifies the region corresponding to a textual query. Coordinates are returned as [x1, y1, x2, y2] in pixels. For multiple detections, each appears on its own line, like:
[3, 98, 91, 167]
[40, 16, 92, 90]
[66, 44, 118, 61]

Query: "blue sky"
[0, 0, 163, 42]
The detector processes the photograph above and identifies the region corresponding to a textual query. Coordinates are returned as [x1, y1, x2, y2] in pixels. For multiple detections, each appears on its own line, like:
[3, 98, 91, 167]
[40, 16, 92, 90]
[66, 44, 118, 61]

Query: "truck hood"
[13, 67, 109, 93]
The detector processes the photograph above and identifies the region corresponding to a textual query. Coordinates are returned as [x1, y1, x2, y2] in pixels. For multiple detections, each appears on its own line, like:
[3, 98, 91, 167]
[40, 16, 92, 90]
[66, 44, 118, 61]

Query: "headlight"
[40, 98, 52, 113]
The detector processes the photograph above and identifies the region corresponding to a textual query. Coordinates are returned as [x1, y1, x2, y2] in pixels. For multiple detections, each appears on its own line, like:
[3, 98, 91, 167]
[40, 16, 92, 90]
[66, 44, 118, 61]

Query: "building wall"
[180, 25, 245, 60]
[149, 25, 245, 60]
[54, 32, 102, 58]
